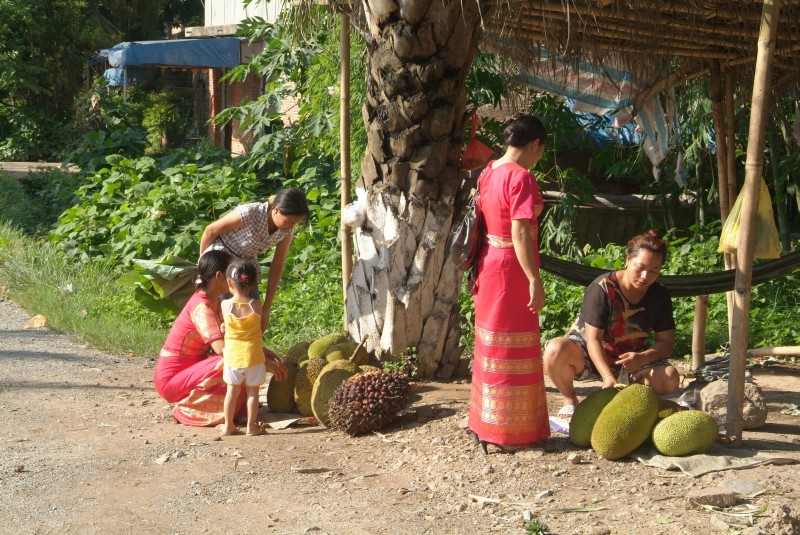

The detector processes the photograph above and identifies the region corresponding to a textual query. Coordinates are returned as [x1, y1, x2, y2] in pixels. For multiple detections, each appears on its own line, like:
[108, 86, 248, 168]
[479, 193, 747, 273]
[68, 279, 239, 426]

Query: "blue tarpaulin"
[102, 38, 241, 69]
[103, 67, 149, 87]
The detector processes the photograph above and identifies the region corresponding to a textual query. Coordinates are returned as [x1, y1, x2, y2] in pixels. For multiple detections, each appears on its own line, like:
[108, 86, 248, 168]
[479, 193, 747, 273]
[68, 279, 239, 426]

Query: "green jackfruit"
[657, 398, 682, 420]
[311, 360, 359, 427]
[591, 384, 659, 460]
[308, 333, 349, 360]
[569, 387, 621, 447]
[294, 358, 327, 416]
[283, 341, 311, 364]
[324, 342, 357, 363]
[266, 361, 298, 413]
[651, 410, 719, 456]
[350, 345, 370, 366]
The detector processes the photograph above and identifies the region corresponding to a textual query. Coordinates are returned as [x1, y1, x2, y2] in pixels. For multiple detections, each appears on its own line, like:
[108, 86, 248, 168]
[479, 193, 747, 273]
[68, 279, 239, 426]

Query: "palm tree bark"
[344, 0, 486, 378]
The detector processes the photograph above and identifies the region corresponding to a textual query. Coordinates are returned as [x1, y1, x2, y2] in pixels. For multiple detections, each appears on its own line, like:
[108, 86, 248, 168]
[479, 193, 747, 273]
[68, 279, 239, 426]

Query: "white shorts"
[223, 363, 266, 387]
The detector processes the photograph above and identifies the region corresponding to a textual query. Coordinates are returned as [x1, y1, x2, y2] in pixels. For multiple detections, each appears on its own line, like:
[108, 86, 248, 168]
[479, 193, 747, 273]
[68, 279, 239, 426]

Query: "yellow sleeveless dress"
[223, 300, 264, 369]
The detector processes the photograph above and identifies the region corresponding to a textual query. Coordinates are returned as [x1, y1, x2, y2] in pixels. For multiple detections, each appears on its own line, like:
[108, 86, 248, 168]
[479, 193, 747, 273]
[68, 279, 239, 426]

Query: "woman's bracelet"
[602, 373, 615, 380]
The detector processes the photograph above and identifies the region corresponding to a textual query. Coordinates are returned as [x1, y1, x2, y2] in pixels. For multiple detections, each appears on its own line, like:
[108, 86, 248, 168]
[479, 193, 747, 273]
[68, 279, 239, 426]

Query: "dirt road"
[1, 298, 799, 534]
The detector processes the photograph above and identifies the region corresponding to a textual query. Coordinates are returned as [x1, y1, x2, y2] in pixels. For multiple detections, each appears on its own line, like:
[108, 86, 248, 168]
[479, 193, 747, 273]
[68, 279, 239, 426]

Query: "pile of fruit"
[569, 384, 720, 460]
[266, 332, 410, 435]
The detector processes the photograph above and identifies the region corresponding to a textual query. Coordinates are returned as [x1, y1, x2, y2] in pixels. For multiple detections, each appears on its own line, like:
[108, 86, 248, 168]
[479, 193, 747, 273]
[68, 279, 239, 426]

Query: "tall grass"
[0, 223, 168, 357]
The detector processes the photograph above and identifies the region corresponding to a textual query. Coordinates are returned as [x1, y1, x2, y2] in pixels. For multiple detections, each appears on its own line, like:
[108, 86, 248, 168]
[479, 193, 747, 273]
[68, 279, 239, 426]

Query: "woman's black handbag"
[449, 176, 484, 271]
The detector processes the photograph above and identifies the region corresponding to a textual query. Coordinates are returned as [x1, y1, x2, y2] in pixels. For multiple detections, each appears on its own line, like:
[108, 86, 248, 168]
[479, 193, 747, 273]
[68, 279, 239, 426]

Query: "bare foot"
[216, 424, 239, 436]
[246, 424, 265, 436]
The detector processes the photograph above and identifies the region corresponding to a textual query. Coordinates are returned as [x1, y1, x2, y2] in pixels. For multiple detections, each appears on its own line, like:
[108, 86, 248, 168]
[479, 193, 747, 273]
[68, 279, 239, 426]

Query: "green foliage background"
[0, 5, 797, 362]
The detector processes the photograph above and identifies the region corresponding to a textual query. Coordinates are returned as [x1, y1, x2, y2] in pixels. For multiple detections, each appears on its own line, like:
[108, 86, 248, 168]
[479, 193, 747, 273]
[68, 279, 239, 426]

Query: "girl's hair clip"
[241, 273, 248, 281]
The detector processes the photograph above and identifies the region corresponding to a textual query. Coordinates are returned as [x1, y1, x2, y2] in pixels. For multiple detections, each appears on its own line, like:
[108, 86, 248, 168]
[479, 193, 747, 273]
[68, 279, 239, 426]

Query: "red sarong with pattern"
[171, 355, 246, 426]
[154, 290, 246, 426]
[468, 161, 550, 446]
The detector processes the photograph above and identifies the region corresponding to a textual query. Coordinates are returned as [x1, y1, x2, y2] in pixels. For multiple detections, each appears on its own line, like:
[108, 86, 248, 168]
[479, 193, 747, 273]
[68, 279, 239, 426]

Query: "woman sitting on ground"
[543, 229, 681, 419]
[153, 249, 287, 427]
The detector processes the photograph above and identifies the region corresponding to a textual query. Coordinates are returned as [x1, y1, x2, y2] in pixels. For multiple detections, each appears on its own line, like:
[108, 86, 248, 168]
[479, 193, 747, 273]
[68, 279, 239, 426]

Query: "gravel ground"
[1, 296, 799, 535]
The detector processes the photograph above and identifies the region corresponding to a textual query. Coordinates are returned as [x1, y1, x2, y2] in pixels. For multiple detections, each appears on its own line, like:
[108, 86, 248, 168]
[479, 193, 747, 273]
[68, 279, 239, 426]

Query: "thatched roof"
[481, 0, 800, 105]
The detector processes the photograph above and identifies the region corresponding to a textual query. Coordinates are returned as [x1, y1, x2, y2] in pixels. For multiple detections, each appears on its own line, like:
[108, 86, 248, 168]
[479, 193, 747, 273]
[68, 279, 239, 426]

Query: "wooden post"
[727, 0, 781, 446]
[711, 62, 731, 223]
[724, 71, 738, 266]
[692, 60, 731, 370]
[723, 69, 737, 337]
[339, 11, 353, 330]
[691, 294, 709, 371]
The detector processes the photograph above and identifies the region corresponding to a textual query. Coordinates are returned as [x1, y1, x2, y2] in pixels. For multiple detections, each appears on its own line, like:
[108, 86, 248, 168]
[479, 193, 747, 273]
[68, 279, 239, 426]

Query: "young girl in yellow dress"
[219, 260, 266, 436]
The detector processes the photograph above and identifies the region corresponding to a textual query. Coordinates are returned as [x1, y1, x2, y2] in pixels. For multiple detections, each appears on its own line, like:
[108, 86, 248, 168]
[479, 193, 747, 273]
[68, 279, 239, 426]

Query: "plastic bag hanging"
[461, 111, 494, 170]
[718, 178, 781, 259]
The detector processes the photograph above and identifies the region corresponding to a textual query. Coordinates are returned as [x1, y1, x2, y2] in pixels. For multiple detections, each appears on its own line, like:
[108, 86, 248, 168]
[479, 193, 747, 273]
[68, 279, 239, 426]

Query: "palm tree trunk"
[345, 0, 485, 378]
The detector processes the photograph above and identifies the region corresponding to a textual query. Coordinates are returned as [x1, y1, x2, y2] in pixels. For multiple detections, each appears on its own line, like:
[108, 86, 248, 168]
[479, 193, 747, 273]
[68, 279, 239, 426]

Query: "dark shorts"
[565, 331, 672, 381]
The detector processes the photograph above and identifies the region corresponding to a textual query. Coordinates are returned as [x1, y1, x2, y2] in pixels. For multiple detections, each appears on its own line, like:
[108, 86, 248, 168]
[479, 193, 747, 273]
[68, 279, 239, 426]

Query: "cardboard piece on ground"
[260, 412, 304, 430]
[631, 443, 799, 477]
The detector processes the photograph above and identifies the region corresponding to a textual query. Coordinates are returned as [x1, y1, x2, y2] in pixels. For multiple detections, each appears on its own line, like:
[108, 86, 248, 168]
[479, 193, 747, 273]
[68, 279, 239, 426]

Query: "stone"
[567, 453, 583, 464]
[698, 381, 768, 429]
[686, 487, 737, 509]
[709, 514, 733, 531]
[721, 478, 765, 498]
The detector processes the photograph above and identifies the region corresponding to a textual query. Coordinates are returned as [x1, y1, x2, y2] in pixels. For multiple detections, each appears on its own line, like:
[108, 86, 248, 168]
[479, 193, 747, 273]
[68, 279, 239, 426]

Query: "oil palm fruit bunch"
[327, 371, 410, 436]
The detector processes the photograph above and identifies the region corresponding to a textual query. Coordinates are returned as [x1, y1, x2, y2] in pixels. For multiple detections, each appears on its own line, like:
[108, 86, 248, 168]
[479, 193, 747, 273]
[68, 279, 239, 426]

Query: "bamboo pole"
[340, 11, 353, 330]
[723, 69, 738, 337]
[746, 346, 800, 357]
[711, 62, 732, 224]
[727, 0, 782, 446]
[691, 60, 731, 371]
[692, 295, 709, 370]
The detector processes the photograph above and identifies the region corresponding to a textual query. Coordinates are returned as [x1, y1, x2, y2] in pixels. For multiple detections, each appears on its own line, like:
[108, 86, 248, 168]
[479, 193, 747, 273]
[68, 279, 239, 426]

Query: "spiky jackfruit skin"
[657, 399, 682, 420]
[294, 358, 327, 416]
[569, 387, 621, 447]
[283, 341, 311, 364]
[652, 410, 719, 456]
[324, 342, 358, 363]
[591, 384, 659, 460]
[266, 361, 298, 413]
[307, 333, 349, 360]
[311, 360, 359, 426]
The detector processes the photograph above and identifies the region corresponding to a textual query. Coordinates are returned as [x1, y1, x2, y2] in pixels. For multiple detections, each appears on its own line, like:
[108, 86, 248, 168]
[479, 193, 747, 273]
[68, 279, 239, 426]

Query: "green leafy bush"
[142, 91, 189, 155]
[0, 168, 82, 235]
[0, 173, 37, 232]
[48, 152, 262, 267]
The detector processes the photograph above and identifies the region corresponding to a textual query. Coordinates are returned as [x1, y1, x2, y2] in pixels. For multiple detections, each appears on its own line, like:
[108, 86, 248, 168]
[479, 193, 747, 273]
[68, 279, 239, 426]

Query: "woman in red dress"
[468, 115, 549, 453]
[154, 249, 287, 427]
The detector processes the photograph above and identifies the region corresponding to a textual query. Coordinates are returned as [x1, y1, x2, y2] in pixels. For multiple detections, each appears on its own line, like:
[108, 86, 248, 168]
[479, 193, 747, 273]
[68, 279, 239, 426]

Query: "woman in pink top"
[154, 250, 287, 426]
[468, 115, 550, 453]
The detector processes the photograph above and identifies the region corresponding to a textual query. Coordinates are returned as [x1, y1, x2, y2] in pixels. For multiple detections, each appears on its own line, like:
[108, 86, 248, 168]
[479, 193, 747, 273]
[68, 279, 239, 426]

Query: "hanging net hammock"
[539, 251, 800, 297]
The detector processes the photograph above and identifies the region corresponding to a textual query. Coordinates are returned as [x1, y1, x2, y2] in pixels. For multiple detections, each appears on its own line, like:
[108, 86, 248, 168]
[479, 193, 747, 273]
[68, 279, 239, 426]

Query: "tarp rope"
[539, 250, 800, 297]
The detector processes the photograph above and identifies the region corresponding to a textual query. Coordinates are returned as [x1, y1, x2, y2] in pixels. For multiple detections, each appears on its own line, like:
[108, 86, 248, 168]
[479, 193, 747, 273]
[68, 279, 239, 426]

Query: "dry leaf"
[24, 315, 47, 329]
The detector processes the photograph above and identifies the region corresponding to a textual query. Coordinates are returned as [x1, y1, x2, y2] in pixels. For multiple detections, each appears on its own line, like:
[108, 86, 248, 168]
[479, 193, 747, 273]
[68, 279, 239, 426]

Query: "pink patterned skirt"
[468, 244, 550, 446]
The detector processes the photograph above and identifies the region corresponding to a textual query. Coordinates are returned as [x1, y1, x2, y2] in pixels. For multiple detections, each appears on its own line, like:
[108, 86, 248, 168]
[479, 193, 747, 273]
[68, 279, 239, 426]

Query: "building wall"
[204, 0, 282, 26]
[196, 1, 285, 154]
[230, 74, 263, 156]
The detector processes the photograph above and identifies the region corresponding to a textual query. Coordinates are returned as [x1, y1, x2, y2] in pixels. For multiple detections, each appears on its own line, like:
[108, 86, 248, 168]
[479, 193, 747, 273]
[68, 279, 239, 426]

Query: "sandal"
[556, 404, 576, 422]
